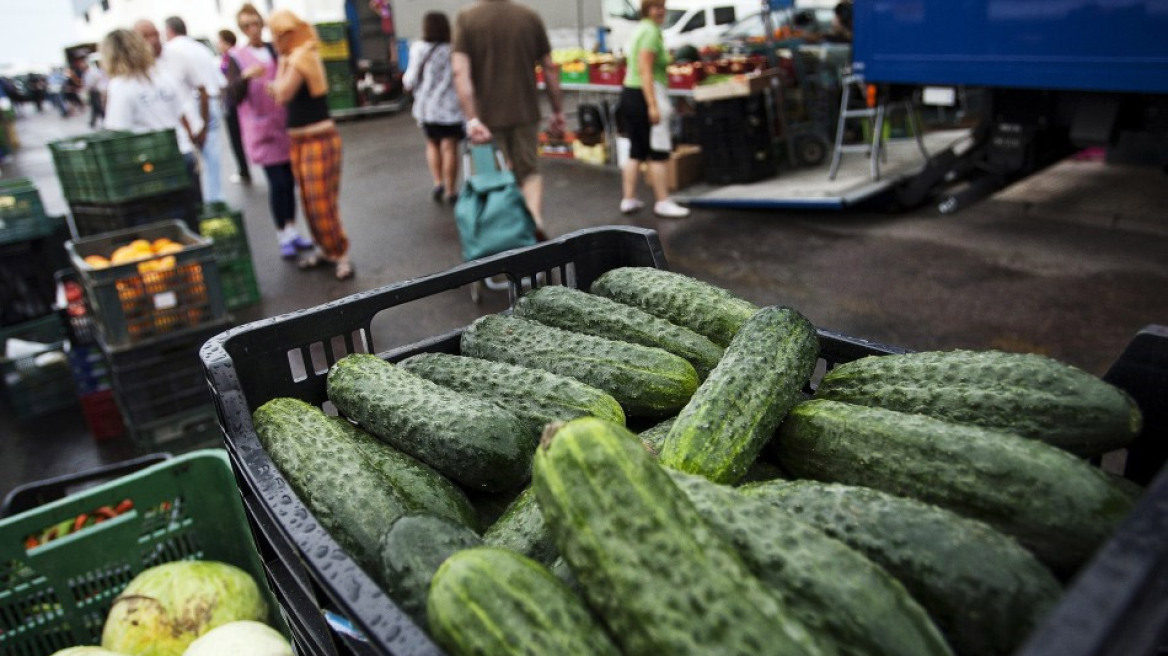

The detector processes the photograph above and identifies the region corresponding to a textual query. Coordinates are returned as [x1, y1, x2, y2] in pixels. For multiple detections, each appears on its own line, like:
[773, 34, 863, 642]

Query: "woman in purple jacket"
[227, 3, 313, 258]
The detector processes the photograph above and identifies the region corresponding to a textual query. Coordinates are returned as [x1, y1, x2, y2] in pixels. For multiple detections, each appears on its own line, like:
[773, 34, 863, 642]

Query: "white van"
[602, 0, 760, 54]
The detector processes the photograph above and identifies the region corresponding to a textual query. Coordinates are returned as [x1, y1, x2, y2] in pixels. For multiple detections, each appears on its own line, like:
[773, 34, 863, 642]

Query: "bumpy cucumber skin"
[398, 351, 626, 438]
[460, 314, 698, 417]
[741, 480, 1063, 656]
[533, 417, 830, 656]
[513, 285, 725, 379]
[815, 349, 1142, 457]
[660, 305, 819, 484]
[668, 470, 953, 656]
[330, 417, 479, 532]
[253, 398, 410, 584]
[377, 514, 482, 625]
[327, 354, 532, 492]
[589, 266, 758, 347]
[427, 547, 621, 656]
[483, 485, 558, 566]
[776, 399, 1135, 573]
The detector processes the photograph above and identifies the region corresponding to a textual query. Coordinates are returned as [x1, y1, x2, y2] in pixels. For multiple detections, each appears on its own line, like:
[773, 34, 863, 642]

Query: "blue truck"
[852, 0, 1168, 211]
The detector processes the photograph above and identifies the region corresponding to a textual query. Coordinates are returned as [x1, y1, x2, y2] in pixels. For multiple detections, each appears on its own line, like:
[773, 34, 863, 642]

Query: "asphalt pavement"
[2, 101, 1167, 502]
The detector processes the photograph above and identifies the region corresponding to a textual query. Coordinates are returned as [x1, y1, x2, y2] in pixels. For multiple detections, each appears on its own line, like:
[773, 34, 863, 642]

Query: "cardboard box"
[692, 68, 783, 102]
[666, 144, 703, 191]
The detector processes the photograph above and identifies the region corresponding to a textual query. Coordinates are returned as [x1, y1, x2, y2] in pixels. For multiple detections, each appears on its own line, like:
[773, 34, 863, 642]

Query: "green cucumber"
[483, 485, 557, 566]
[533, 417, 831, 656]
[814, 349, 1142, 457]
[660, 305, 819, 484]
[668, 470, 952, 656]
[326, 354, 532, 492]
[741, 479, 1063, 656]
[637, 416, 676, 456]
[775, 399, 1135, 572]
[378, 514, 482, 625]
[397, 351, 625, 438]
[589, 266, 758, 347]
[427, 547, 621, 656]
[513, 285, 725, 379]
[460, 313, 698, 417]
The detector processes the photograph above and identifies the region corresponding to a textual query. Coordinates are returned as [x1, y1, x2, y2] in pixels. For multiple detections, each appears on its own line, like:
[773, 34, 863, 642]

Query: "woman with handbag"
[266, 8, 354, 280]
[403, 11, 465, 204]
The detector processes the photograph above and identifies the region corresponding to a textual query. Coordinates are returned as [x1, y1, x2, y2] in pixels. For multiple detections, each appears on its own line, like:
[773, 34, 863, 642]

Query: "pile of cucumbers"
[253, 266, 1144, 656]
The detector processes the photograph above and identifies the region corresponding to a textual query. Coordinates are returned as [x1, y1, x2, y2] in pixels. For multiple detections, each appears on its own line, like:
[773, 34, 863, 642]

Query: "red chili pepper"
[73, 513, 90, 532]
[24, 535, 40, 550]
[115, 499, 134, 514]
[95, 505, 117, 520]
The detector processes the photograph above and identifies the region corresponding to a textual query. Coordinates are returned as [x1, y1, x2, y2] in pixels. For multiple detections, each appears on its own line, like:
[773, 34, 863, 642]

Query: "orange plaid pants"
[290, 127, 348, 259]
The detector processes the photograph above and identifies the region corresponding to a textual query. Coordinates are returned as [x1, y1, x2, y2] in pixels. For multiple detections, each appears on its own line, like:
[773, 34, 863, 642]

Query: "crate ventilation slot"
[286, 329, 369, 383]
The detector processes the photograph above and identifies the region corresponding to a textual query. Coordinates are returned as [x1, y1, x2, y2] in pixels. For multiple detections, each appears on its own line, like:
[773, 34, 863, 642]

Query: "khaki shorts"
[492, 121, 540, 183]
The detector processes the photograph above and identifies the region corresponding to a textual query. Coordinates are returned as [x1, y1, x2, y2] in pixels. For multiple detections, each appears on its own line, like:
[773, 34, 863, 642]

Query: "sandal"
[335, 261, 354, 281]
[298, 253, 328, 270]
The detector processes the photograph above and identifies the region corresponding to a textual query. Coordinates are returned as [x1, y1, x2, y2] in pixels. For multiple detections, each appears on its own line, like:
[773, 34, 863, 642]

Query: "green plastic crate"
[0, 314, 76, 419]
[127, 405, 222, 454]
[218, 258, 261, 310]
[0, 450, 285, 655]
[198, 202, 251, 264]
[315, 21, 348, 44]
[0, 178, 53, 246]
[49, 130, 192, 204]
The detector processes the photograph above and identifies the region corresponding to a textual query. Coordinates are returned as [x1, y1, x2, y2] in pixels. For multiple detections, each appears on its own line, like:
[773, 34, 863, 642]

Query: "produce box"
[199, 226, 1168, 656]
[69, 187, 198, 238]
[199, 203, 260, 310]
[559, 62, 591, 85]
[0, 178, 52, 246]
[49, 130, 191, 204]
[692, 67, 784, 102]
[319, 39, 351, 62]
[1, 231, 66, 329]
[0, 450, 286, 655]
[65, 220, 227, 350]
[0, 313, 76, 420]
[79, 387, 126, 442]
[315, 21, 348, 44]
[588, 62, 626, 86]
[667, 63, 704, 89]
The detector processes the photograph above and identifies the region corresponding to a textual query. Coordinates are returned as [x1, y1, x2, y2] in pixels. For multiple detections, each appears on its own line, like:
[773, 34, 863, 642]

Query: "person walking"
[46, 68, 69, 118]
[403, 11, 464, 204]
[451, 0, 565, 239]
[99, 29, 200, 206]
[218, 29, 253, 185]
[266, 9, 354, 281]
[81, 58, 107, 129]
[227, 3, 314, 259]
[618, 0, 690, 218]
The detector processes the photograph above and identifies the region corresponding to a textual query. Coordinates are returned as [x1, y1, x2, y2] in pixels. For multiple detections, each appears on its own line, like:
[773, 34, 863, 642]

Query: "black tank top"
[286, 83, 330, 128]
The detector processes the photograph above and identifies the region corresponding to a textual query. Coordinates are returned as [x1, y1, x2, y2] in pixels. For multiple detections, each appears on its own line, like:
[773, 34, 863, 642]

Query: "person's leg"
[182, 151, 203, 228]
[648, 150, 688, 218]
[88, 90, 100, 128]
[226, 109, 250, 182]
[622, 158, 643, 202]
[505, 122, 545, 232]
[294, 130, 350, 277]
[647, 160, 670, 202]
[199, 103, 225, 202]
[440, 137, 459, 201]
[424, 136, 443, 199]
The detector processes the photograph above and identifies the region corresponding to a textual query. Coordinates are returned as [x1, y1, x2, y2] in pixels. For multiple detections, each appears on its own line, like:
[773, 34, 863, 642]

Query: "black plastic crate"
[104, 319, 231, 429]
[0, 314, 77, 420]
[1, 222, 70, 329]
[128, 404, 221, 454]
[69, 188, 198, 238]
[65, 220, 227, 349]
[200, 226, 1168, 656]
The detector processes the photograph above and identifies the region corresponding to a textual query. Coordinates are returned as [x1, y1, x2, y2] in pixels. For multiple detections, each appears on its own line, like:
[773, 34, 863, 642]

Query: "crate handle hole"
[330, 335, 349, 361]
[287, 349, 308, 383]
[309, 342, 329, 376]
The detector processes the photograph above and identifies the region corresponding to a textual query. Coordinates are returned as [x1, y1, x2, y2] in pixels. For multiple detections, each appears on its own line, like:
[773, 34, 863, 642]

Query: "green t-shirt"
[623, 19, 669, 88]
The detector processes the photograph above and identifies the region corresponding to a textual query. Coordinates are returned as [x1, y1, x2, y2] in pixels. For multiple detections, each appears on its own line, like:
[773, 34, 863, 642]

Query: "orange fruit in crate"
[129, 239, 153, 252]
[111, 246, 141, 265]
[155, 242, 184, 256]
[116, 278, 147, 315]
[84, 255, 110, 269]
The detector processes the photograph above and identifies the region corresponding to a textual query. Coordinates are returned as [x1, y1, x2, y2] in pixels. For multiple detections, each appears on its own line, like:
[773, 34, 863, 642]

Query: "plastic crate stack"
[0, 179, 77, 420]
[65, 220, 230, 453]
[696, 95, 779, 184]
[57, 269, 125, 441]
[198, 202, 261, 310]
[49, 129, 199, 237]
[317, 21, 357, 111]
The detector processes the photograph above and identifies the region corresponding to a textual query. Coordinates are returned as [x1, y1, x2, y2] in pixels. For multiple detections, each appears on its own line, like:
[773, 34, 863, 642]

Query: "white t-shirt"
[103, 69, 195, 154]
[159, 35, 226, 99]
[248, 45, 273, 64]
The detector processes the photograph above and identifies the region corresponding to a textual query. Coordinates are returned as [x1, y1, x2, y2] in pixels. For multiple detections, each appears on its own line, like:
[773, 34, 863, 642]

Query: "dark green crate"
[218, 258, 261, 310]
[315, 21, 348, 44]
[0, 450, 286, 654]
[198, 202, 251, 264]
[65, 221, 227, 350]
[0, 179, 53, 246]
[0, 314, 76, 419]
[50, 130, 192, 204]
[128, 405, 222, 455]
[327, 89, 357, 111]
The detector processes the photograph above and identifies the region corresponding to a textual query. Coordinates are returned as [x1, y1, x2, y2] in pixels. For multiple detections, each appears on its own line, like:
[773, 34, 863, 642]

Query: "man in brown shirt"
[452, 0, 565, 235]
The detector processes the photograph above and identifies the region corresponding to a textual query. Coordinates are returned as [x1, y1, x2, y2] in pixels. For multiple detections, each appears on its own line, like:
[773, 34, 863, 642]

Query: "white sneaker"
[654, 199, 690, 218]
[620, 198, 645, 214]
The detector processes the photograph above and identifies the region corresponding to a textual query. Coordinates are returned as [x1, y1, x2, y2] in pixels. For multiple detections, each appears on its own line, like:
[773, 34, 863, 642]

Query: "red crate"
[668, 64, 704, 89]
[79, 388, 125, 441]
[589, 63, 626, 86]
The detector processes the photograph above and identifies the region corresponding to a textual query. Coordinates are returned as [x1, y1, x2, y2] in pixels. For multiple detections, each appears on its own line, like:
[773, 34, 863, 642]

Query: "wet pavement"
[3, 101, 1167, 504]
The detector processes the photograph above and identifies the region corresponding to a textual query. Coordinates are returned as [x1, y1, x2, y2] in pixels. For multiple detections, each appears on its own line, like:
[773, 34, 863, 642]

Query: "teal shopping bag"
[453, 144, 537, 262]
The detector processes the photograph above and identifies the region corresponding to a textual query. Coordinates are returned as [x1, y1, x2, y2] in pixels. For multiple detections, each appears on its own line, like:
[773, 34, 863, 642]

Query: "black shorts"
[619, 86, 670, 162]
[423, 122, 466, 143]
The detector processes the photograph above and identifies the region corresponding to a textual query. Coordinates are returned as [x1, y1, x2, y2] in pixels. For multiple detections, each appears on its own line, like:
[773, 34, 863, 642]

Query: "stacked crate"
[65, 221, 229, 453]
[317, 22, 357, 111]
[50, 130, 198, 236]
[696, 95, 779, 185]
[198, 203, 260, 310]
[0, 179, 76, 420]
[58, 269, 125, 441]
